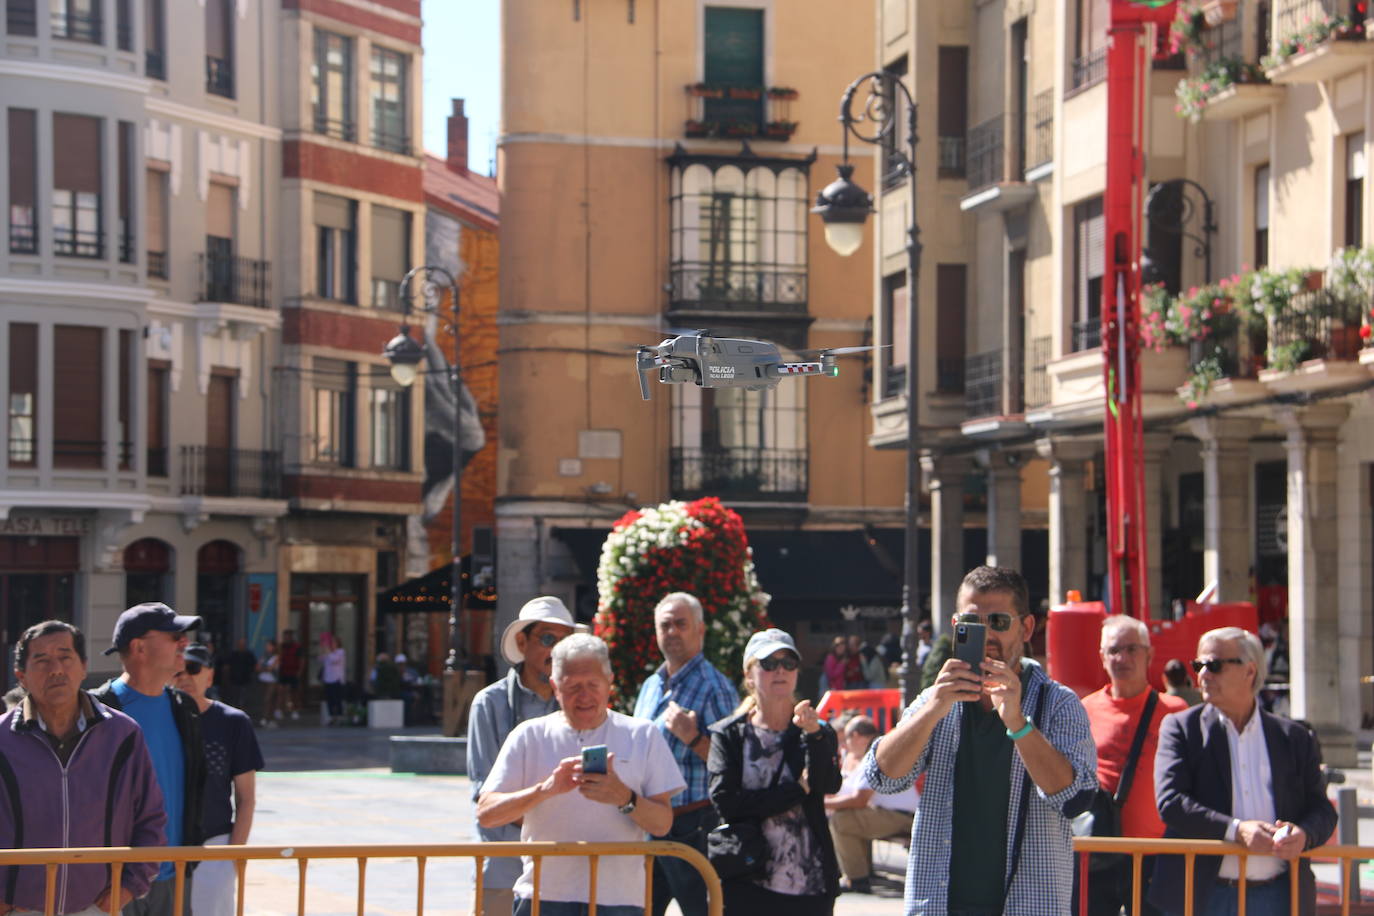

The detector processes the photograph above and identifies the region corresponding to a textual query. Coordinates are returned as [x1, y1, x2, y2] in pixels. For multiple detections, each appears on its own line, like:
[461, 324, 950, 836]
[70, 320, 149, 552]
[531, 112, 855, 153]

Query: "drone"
[635, 330, 881, 400]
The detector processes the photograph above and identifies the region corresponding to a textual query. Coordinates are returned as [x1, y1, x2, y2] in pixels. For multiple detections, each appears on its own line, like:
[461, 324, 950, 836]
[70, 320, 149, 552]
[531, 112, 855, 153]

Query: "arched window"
[124, 538, 173, 607]
[196, 539, 241, 652]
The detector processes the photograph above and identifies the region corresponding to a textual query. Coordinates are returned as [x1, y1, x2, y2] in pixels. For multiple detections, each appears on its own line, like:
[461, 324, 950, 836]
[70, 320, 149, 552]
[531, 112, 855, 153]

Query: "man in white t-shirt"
[825, 715, 918, 894]
[477, 633, 685, 916]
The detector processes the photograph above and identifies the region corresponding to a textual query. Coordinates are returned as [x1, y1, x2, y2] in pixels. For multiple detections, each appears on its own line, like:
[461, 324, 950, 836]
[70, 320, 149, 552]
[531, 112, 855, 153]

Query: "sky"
[421, 0, 500, 175]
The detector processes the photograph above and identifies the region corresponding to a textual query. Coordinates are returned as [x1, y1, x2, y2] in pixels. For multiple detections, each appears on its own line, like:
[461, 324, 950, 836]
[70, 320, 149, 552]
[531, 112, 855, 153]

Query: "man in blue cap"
[92, 603, 207, 916]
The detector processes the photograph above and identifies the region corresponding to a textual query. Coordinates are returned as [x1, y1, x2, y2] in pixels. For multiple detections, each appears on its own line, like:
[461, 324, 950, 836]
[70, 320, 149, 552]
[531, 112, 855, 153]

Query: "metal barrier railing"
[1073, 837, 1374, 916]
[0, 841, 722, 916]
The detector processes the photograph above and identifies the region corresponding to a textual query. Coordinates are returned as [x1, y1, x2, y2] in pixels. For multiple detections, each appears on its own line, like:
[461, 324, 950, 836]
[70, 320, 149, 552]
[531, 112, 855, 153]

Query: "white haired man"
[1151, 627, 1336, 916]
[477, 634, 685, 916]
[1077, 615, 1187, 916]
[633, 592, 738, 916]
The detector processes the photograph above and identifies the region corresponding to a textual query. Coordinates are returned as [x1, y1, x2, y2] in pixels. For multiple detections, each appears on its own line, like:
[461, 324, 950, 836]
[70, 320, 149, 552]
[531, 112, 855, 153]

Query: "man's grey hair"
[1100, 615, 1150, 647]
[1198, 626, 1267, 695]
[551, 633, 613, 681]
[654, 591, 704, 623]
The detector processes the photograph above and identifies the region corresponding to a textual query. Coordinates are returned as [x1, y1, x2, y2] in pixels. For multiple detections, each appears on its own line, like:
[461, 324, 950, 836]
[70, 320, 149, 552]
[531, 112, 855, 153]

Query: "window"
[146, 167, 169, 278]
[703, 7, 764, 128]
[1012, 20, 1029, 176]
[205, 0, 234, 98]
[117, 122, 134, 264]
[118, 329, 132, 469]
[8, 109, 36, 254]
[370, 47, 408, 153]
[937, 48, 968, 179]
[7, 1, 37, 37]
[51, 0, 100, 43]
[1254, 164, 1270, 269]
[204, 181, 236, 300]
[53, 325, 103, 469]
[370, 373, 410, 470]
[371, 205, 410, 310]
[670, 373, 807, 499]
[1073, 196, 1105, 351]
[882, 56, 911, 188]
[115, 0, 130, 50]
[936, 265, 967, 394]
[144, 0, 165, 78]
[1346, 134, 1364, 248]
[313, 30, 355, 141]
[315, 193, 356, 302]
[313, 359, 356, 466]
[53, 114, 102, 259]
[8, 323, 37, 466]
[147, 362, 168, 476]
[882, 272, 909, 398]
[668, 161, 808, 310]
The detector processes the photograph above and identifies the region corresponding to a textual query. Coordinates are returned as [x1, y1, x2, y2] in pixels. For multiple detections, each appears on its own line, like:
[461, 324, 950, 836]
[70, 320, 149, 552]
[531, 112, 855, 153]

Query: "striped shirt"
[634, 652, 739, 806]
[863, 659, 1098, 916]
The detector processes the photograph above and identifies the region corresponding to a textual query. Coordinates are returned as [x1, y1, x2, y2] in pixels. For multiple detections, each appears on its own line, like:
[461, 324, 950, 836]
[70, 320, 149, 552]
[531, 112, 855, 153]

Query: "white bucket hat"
[500, 596, 580, 665]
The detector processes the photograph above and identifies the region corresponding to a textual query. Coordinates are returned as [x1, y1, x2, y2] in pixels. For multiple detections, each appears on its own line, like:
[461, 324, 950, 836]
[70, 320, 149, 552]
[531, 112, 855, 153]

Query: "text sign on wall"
[0, 515, 93, 537]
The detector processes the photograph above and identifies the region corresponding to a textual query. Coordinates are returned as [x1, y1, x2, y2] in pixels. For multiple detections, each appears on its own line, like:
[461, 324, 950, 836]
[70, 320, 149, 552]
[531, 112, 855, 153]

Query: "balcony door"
[703, 7, 763, 125]
[671, 373, 807, 500]
[206, 371, 235, 496]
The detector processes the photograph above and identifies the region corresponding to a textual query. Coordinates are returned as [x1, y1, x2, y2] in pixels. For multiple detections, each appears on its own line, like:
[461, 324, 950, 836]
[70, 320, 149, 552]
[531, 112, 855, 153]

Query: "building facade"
[874, 0, 1374, 758]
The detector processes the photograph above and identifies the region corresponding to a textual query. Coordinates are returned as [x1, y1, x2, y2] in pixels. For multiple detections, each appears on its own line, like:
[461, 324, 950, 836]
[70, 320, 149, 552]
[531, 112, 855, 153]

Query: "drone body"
[635, 331, 873, 400]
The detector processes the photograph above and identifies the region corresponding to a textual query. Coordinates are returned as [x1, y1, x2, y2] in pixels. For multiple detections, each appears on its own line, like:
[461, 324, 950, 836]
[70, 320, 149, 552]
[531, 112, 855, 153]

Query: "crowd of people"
[0, 564, 1341, 916]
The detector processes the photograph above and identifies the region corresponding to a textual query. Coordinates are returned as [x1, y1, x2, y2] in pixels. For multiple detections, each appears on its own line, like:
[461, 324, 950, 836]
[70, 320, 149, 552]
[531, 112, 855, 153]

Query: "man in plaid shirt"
[633, 592, 739, 916]
[864, 566, 1098, 916]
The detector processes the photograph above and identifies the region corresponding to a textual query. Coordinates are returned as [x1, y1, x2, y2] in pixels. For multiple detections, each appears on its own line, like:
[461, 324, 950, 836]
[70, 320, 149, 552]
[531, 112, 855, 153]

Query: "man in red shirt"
[276, 629, 303, 720]
[1079, 615, 1188, 916]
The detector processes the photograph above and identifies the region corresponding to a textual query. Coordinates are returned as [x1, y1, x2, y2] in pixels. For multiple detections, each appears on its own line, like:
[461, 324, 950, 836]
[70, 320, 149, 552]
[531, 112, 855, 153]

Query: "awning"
[378, 556, 496, 614]
[551, 528, 610, 582]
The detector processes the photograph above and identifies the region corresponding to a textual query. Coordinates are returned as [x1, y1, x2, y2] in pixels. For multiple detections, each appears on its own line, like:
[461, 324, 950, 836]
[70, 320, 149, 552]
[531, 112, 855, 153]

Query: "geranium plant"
[1174, 58, 1263, 122]
[1261, 10, 1358, 70]
[594, 497, 771, 711]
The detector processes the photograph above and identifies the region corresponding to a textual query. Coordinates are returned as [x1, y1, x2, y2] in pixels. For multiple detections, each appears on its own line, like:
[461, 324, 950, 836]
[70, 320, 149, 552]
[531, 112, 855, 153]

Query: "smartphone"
[581, 744, 608, 775]
[952, 622, 987, 679]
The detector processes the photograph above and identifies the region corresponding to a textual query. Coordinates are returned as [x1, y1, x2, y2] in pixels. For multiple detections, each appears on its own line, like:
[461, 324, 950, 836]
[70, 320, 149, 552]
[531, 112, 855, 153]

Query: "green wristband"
[1006, 717, 1035, 741]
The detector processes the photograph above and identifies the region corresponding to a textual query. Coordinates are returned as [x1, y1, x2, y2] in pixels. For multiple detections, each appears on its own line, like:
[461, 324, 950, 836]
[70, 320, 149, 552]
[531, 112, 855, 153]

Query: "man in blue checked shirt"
[633, 592, 739, 916]
[864, 566, 1098, 916]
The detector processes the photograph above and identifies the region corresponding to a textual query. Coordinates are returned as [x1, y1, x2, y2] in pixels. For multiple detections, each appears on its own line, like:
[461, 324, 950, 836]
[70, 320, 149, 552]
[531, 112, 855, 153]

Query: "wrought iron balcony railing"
[1027, 90, 1054, 171]
[9, 220, 36, 255]
[372, 128, 411, 156]
[314, 116, 357, 142]
[668, 263, 807, 313]
[180, 446, 282, 498]
[206, 55, 234, 97]
[1025, 335, 1052, 409]
[964, 350, 1004, 420]
[53, 227, 103, 259]
[1268, 288, 1364, 365]
[147, 250, 168, 279]
[1073, 318, 1102, 352]
[1274, 0, 1370, 47]
[966, 116, 1005, 192]
[51, 8, 100, 42]
[669, 447, 807, 502]
[938, 136, 966, 178]
[937, 356, 965, 394]
[146, 49, 165, 80]
[198, 252, 271, 308]
[1070, 47, 1108, 91]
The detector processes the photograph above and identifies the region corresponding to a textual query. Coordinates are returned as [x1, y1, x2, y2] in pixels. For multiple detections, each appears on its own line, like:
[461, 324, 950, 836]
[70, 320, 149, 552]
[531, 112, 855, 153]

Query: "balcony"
[1259, 287, 1367, 392]
[682, 84, 798, 142]
[964, 350, 1004, 420]
[1069, 47, 1108, 93]
[1265, 0, 1374, 83]
[668, 262, 807, 315]
[1184, 3, 1284, 121]
[371, 128, 411, 156]
[314, 116, 357, 143]
[1072, 318, 1102, 352]
[960, 115, 1035, 213]
[1025, 90, 1054, 179]
[146, 49, 165, 80]
[1025, 336, 1052, 409]
[198, 252, 271, 308]
[53, 227, 103, 259]
[50, 8, 101, 43]
[147, 250, 168, 280]
[206, 55, 234, 98]
[669, 447, 807, 502]
[180, 446, 282, 499]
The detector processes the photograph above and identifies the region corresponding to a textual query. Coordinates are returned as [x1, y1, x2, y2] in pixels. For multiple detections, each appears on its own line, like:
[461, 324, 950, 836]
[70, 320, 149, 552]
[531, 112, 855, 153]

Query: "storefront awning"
[378, 557, 496, 614]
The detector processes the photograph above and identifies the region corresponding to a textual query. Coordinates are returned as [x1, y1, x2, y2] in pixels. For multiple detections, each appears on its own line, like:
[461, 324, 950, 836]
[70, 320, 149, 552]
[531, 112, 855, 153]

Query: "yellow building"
[497, 1, 912, 676]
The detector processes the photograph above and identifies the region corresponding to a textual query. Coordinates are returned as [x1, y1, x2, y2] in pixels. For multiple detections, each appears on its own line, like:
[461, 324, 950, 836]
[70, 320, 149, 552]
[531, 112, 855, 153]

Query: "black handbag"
[1073, 690, 1159, 871]
[707, 733, 790, 880]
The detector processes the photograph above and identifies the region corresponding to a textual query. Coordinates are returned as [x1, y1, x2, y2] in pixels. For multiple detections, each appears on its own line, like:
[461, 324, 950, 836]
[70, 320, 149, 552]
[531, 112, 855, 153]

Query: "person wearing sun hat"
[465, 596, 579, 916]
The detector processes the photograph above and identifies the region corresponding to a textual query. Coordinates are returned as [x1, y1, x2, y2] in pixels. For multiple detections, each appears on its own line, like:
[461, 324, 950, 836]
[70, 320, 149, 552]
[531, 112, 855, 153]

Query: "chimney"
[446, 98, 469, 174]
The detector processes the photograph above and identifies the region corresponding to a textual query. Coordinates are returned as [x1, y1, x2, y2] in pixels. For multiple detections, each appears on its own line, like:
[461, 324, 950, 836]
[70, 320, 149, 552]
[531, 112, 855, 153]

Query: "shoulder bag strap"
[1113, 689, 1159, 806]
[1001, 681, 1049, 913]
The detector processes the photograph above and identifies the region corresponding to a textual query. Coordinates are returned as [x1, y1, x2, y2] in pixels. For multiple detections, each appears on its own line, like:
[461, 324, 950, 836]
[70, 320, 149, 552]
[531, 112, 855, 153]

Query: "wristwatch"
[618, 789, 638, 816]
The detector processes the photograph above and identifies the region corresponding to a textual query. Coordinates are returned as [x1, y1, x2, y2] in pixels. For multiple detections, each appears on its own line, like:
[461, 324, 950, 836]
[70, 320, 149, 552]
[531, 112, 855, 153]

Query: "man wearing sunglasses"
[466, 597, 578, 916]
[863, 565, 1098, 916]
[1151, 627, 1336, 916]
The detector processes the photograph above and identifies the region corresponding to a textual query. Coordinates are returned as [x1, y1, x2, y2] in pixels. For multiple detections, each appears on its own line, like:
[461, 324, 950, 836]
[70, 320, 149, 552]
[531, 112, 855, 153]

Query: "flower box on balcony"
[723, 121, 759, 138]
[1200, 0, 1238, 26]
[761, 120, 798, 140]
[685, 119, 717, 138]
[686, 83, 725, 99]
[727, 86, 763, 100]
[767, 86, 799, 100]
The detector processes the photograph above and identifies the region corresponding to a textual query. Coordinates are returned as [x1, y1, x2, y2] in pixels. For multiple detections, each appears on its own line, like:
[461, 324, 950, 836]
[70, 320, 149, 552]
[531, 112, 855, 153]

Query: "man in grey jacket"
[465, 597, 576, 916]
[0, 620, 167, 916]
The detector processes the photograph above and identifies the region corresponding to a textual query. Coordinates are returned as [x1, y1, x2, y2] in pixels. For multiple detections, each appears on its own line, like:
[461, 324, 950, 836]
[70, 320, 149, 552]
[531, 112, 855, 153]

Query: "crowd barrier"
[816, 688, 904, 732]
[0, 840, 721, 916]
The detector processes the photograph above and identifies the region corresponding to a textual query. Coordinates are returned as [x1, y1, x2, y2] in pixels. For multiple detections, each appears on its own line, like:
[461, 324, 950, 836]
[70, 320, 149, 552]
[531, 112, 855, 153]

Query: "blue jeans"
[512, 899, 642, 916]
[1200, 879, 1290, 916]
[650, 806, 717, 916]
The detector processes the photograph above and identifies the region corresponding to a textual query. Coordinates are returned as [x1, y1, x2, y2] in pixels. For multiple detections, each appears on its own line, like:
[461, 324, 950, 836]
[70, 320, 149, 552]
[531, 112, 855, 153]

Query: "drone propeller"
[798, 344, 891, 357]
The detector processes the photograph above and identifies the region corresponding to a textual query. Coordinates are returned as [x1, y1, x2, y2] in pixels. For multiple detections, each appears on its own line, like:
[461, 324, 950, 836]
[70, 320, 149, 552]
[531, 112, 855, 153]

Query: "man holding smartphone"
[864, 566, 1098, 916]
[633, 592, 739, 916]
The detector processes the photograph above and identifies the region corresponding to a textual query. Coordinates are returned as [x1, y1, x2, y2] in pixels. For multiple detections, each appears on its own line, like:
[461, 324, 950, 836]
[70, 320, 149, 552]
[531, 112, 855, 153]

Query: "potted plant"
[727, 86, 763, 100]
[762, 120, 798, 140]
[723, 120, 759, 138]
[767, 86, 799, 100]
[686, 82, 724, 98]
[685, 119, 716, 138]
[1199, 0, 1238, 26]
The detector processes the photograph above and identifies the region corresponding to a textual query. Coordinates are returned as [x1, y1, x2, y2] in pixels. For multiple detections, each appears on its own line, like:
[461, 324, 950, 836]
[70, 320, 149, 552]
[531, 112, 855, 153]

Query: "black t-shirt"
[200, 701, 265, 838]
[227, 650, 257, 686]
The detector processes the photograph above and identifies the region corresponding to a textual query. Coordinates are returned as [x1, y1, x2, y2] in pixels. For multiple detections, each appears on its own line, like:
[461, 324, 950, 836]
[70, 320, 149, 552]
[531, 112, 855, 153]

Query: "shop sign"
[0, 515, 92, 537]
[839, 604, 901, 620]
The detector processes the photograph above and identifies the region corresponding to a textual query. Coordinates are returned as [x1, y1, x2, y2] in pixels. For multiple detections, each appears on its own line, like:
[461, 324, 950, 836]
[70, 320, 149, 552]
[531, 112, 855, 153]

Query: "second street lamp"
[813, 70, 925, 704]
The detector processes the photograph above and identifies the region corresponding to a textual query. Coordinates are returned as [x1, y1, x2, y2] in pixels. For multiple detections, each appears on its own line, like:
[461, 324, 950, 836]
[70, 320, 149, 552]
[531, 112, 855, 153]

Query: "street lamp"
[382, 265, 465, 673]
[813, 71, 924, 704]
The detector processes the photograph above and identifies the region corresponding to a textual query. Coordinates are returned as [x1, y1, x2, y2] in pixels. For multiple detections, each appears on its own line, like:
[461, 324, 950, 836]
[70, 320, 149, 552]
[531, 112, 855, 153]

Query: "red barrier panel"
[816, 688, 905, 733]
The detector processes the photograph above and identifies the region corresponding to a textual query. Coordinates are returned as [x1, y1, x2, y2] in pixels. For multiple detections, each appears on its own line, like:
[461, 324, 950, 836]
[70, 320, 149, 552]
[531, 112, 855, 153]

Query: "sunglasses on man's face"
[181, 662, 203, 676]
[758, 655, 799, 672]
[1191, 657, 1244, 674]
[955, 612, 1015, 632]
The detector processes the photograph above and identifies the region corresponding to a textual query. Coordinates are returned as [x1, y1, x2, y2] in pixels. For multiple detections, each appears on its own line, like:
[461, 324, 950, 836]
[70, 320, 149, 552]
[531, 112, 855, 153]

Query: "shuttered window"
[313, 358, 355, 466]
[703, 6, 764, 126]
[370, 205, 409, 310]
[8, 323, 37, 466]
[1073, 197, 1104, 349]
[147, 362, 168, 476]
[207, 181, 235, 241]
[53, 325, 103, 469]
[8, 109, 36, 254]
[53, 113, 102, 258]
[146, 167, 168, 275]
[118, 121, 134, 263]
[316, 193, 356, 302]
[936, 264, 967, 393]
[1254, 164, 1270, 269]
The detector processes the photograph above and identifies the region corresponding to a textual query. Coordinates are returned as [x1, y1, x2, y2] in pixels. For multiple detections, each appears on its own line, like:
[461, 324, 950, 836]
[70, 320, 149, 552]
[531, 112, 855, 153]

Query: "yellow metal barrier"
[0, 841, 722, 916]
[1073, 837, 1374, 916]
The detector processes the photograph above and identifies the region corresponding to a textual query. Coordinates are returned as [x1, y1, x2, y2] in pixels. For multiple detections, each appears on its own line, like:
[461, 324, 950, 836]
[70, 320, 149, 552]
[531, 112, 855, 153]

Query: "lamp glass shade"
[389, 361, 420, 388]
[823, 221, 865, 257]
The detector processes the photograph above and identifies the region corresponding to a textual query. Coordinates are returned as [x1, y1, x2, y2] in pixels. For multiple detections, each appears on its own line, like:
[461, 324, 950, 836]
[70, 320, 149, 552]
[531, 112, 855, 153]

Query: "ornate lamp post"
[812, 72, 924, 704]
[382, 264, 465, 672]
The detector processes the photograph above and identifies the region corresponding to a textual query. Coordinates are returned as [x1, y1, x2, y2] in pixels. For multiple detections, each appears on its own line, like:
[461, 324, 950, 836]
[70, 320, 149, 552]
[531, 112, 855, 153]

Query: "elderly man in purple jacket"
[0, 620, 166, 916]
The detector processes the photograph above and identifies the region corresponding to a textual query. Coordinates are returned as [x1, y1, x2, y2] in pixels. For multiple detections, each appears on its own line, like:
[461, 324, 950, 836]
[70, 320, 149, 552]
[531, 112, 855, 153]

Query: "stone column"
[1036, 438, 1095, 607]
[983, 451, 1023, 571]
[1142, 433, 1173, 618]
[1275, 404, 1354, 766]
[921, 452, 968, 629]
[1187, 416, 1261, 604]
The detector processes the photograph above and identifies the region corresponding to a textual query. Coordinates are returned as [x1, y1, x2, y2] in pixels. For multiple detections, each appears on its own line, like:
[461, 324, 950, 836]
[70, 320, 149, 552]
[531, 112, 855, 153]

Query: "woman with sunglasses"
[708, 628, 842, 915]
